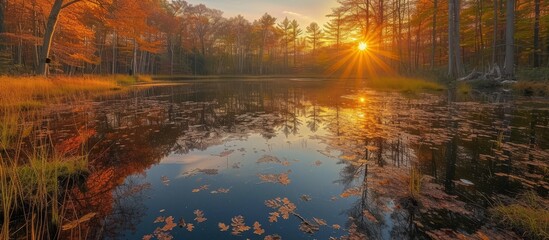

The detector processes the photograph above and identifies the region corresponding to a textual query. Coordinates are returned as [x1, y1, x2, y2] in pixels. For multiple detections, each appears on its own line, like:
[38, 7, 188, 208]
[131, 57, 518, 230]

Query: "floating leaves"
[186, 223, 195, 232]
[192, 185, 209, 193]
[218, 222, 229, 231]
[332, 224, 341, 230]
[194, 209, 207, 223]
[258, 170, 292, 185]
[253, 221, 265, 235]
[312, 217, 327, 226]
[264, 235, 282, 240]
[268, 212, 280, 223]
[265, 197, 297, 220]
[340, 187, 362, 198]
[62, 212, 97, 231]
[230, 215, 251, 235]
[160, 216, 177, 231]
[211, 187, 231, 194]
[299, 222, 320, 234]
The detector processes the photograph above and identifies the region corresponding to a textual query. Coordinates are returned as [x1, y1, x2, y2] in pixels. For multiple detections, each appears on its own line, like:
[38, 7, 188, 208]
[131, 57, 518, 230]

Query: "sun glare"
[358, 42, 368, 51]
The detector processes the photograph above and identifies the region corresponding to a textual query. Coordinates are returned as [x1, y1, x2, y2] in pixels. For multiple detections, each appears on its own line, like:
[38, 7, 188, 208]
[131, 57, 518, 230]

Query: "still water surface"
[51, 80, 547, 239]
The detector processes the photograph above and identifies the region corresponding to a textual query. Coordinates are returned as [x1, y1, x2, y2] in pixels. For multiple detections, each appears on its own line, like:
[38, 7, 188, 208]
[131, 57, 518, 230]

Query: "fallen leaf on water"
[161, 216, 177, 231]
[142, 234, 153, 240]
[264, 235, 282, 240]
[231, 215, 251, 235]
[332, 224, 341, 230]
[340, 187, 362, 198]
[153, 216, 165, 223]
[194, 209, 207, 223]
[313, 217, 327, 226]
[62, 212, 97, 231]
[268, 212, 280, 222]
[219, 222, 229, 231]
[253, 221, 265, 235]
[186, 223, 194, 232]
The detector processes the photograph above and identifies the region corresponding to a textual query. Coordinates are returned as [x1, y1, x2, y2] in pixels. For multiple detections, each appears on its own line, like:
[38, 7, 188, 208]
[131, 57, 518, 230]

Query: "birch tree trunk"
[503, 0, 514, 78]
[38, 0, 64, 76]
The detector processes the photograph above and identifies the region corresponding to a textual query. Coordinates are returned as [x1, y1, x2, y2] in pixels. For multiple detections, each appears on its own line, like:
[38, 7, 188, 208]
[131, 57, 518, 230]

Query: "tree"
[533, 0, 540, 68]
[448, 0, 464, 78]
[503, 0, 514, 78]
[431, 0, 438, 69]
[306, 22, 322, 57]
[324, 8, 346, 55]
[290, 20, 302, 67]
[38, 0, 95, 76]
[257, 13, 276, 75]
[278, 17, 291, 69]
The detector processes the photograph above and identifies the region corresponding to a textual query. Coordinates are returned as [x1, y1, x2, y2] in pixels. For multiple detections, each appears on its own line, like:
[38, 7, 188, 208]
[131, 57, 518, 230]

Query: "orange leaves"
[160, 216, 177, 231]
[218, 222, 229, 231]
[253, 221, 265, 235]
[258, 170, 292, 185]
[193, 209, 207, 223]
[186, 223, 195, 232]
[268, 212, 280, 222]
[340, 187, 362, 198]
[230, 215, 251, 235]
[264, 197, 296, 220]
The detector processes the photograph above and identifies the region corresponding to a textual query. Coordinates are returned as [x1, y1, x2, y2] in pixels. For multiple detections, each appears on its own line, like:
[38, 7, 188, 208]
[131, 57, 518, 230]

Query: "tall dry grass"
[0, 75, 139, 239]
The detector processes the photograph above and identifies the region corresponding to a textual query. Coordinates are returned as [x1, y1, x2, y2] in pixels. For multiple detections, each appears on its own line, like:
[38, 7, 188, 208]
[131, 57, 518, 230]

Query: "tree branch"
[61, 0, 84, 9]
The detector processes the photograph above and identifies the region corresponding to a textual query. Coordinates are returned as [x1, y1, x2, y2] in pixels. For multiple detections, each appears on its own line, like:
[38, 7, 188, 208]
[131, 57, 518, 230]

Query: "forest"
[0, 0, 547, 79]
[1, 1, 549, 240]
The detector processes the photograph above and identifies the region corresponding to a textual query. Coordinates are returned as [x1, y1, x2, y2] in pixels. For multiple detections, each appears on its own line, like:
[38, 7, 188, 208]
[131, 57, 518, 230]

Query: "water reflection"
[42, 80, 548, 239]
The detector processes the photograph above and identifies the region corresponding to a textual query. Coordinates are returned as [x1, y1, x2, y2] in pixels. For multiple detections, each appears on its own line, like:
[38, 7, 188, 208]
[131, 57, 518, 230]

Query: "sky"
[186, 0, 339, 26]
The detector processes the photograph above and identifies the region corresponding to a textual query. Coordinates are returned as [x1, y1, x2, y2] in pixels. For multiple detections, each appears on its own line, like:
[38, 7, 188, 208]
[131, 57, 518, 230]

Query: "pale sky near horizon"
[186, 0, 339, 26]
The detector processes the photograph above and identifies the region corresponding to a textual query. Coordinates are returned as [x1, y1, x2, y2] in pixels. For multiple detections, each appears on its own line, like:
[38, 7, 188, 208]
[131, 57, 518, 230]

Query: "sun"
[358, 42, 368, 51]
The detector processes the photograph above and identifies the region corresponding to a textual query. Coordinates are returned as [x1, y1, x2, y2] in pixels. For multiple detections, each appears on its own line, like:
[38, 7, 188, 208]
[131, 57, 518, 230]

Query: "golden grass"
[0, 76, 127, 110]
[490, 191, 549, 239]
[0, 74, 143, 239]
[366, 76, 445, 92]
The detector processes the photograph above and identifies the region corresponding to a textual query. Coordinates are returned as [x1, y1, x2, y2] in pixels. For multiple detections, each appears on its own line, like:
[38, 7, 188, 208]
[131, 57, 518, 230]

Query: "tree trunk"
[0, 0, 5, 51]
[503, 0, 514, 78]
[492, 0, 498, 65]
[533, 0, 540, 68]
[38, 0, 64, 76]
[448, 0, 464, 78]
[431, 0, 438, 69]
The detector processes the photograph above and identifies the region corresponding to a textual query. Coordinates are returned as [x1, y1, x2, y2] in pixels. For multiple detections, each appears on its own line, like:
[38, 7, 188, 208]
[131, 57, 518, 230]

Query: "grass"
[0, 74, 148, 239]
[365, 76, 445, 92]
[490, 191, 549, 239]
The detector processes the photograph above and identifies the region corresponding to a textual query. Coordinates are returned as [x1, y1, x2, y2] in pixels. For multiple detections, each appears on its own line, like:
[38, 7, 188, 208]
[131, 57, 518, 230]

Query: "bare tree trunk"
[431, 0, 438, 69]
[533, 0, 540, 68]
[38, 0, 64, 76]
[492, 0, 498, 65]
[112, 31, 116, 74]
[0, 0, 5, 51]
[503, 0, 514, 78]
[448, 0, 464, 78]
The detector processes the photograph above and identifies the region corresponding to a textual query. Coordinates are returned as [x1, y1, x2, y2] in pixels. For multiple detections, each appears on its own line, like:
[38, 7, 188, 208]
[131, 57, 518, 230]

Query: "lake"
[49, 79, 548, 239]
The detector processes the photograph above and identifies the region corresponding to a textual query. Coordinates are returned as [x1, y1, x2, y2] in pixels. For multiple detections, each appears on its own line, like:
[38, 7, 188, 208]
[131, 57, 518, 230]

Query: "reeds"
[490, 191, 549, 239]
[0, 75, 131, 239]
